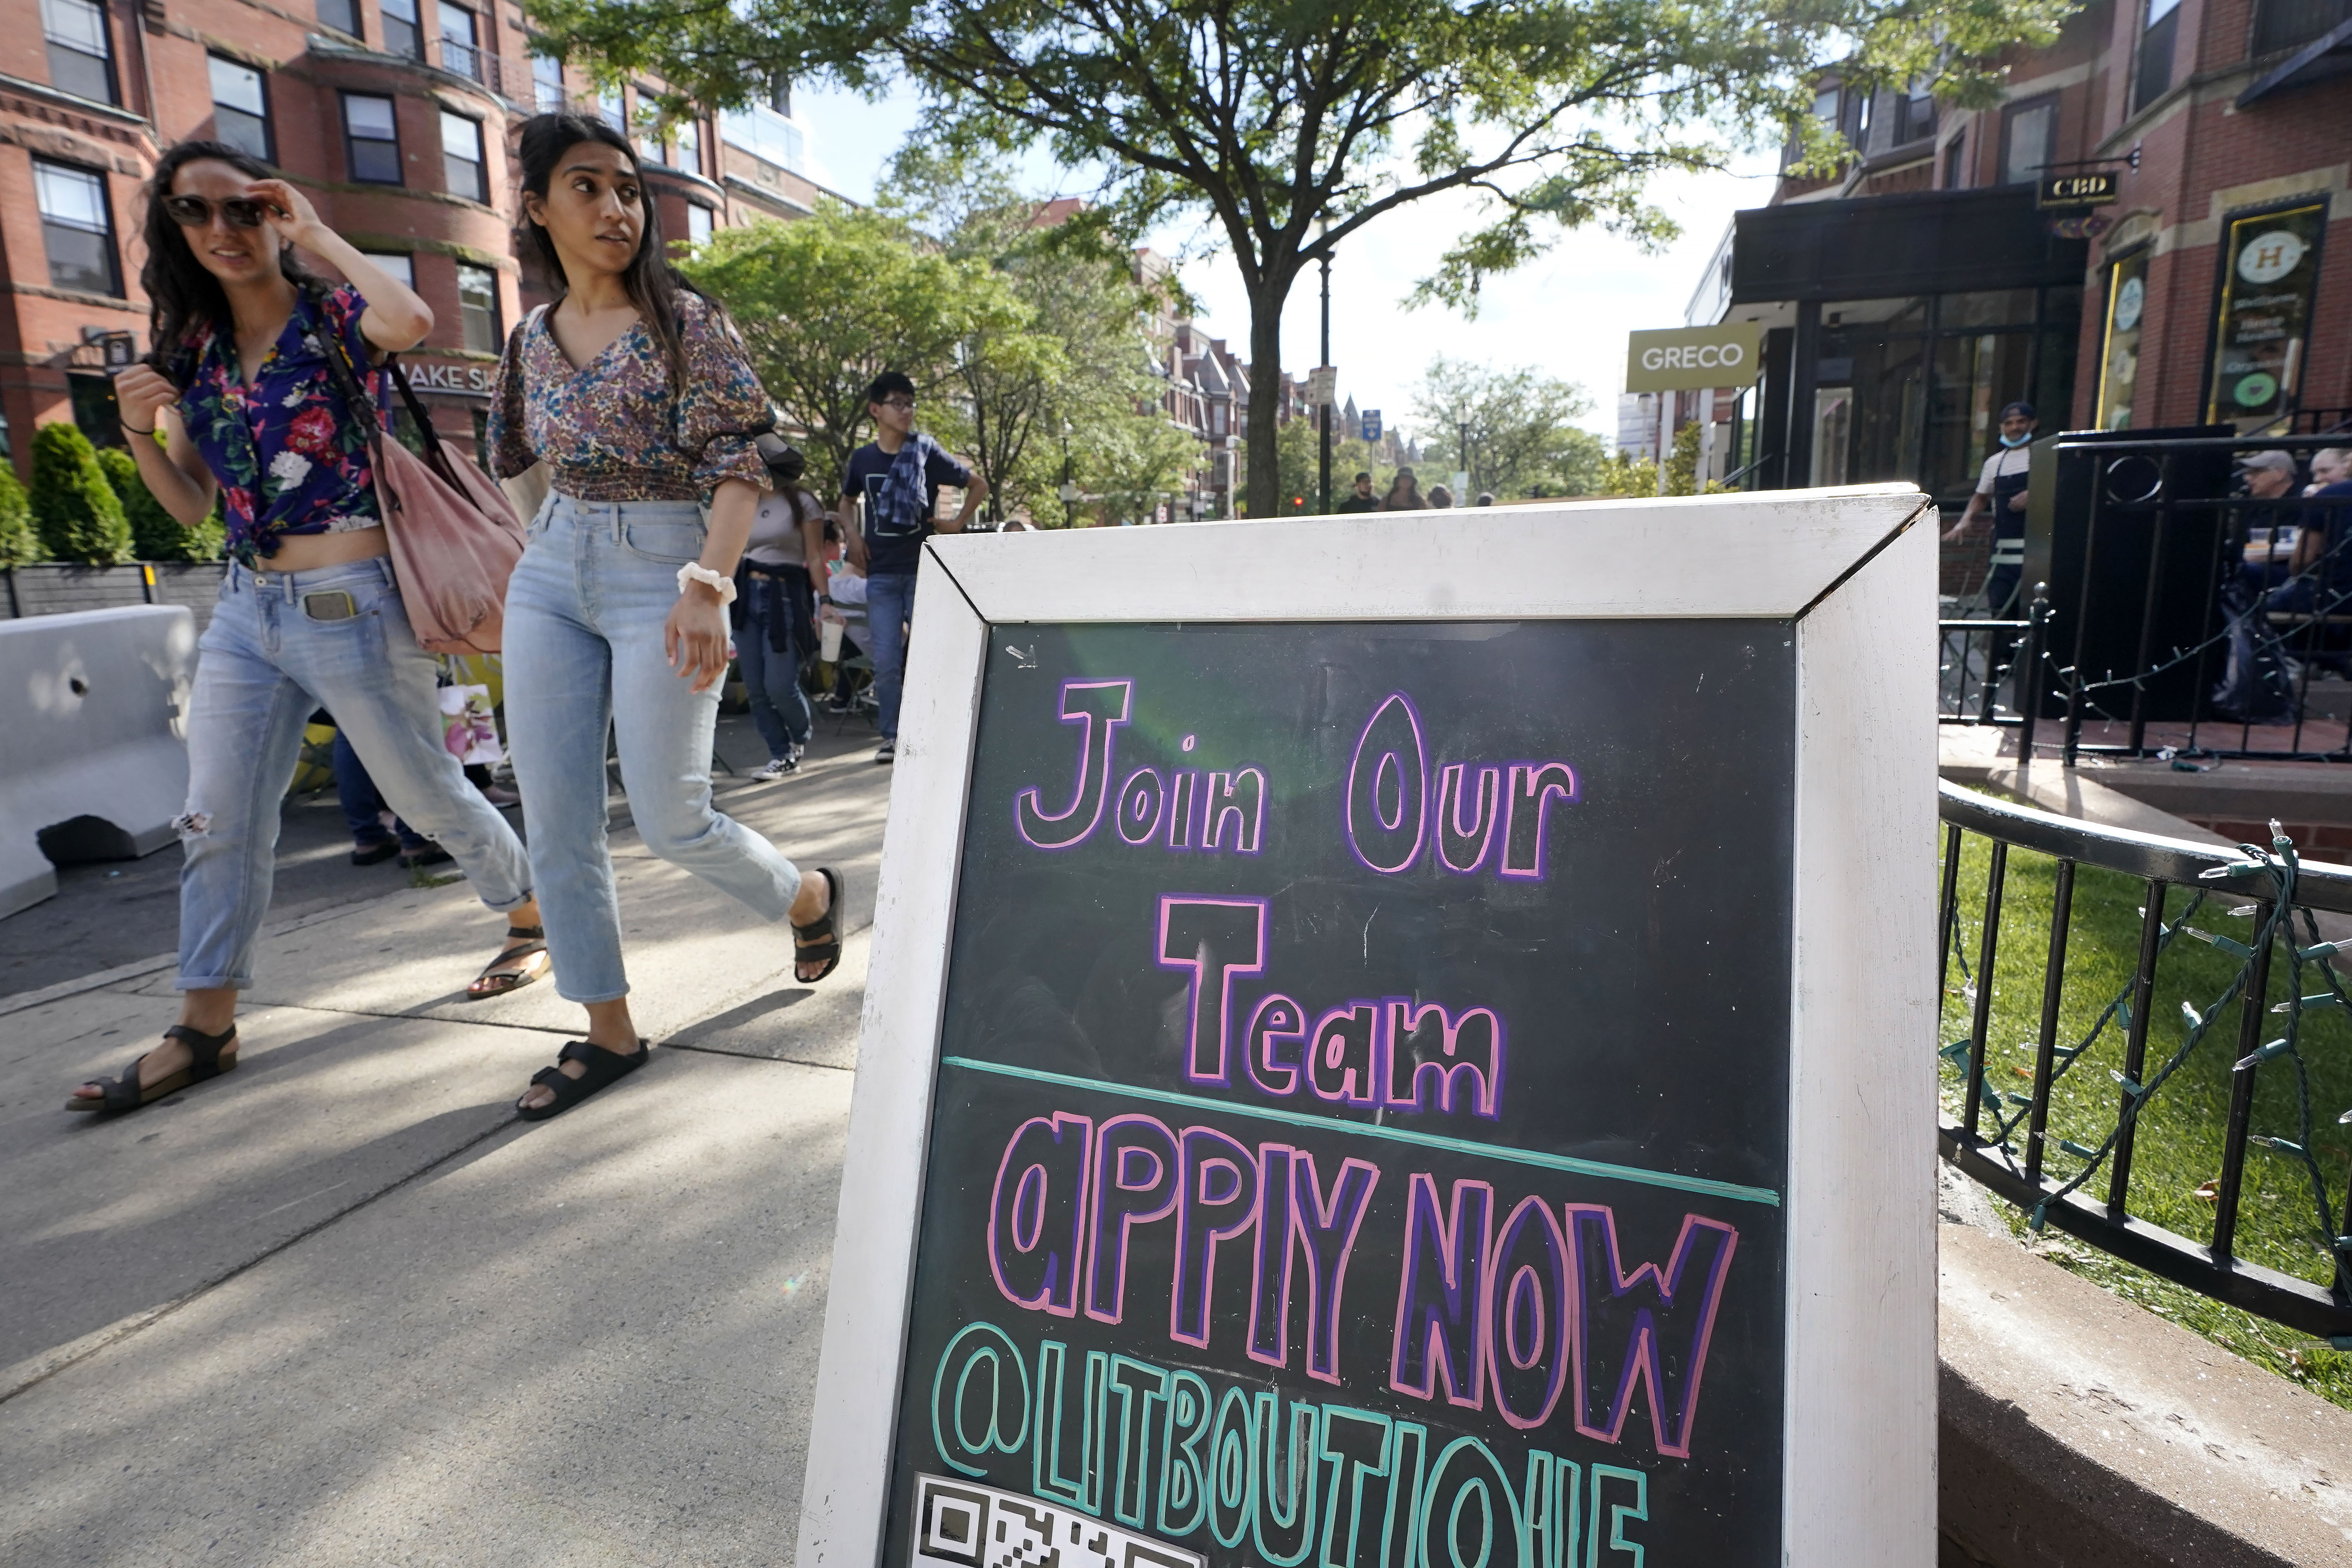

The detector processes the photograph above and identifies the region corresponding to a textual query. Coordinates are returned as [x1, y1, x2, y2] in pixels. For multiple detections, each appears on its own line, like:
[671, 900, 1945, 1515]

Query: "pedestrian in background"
[1942, 401, 2038, 616]
[736, 435, 827, 782]
[1379, 467, 1425, 510]
[1335, 471, 1379, 513]
[838, 370, 989, 764]
[489, 111, 845, 1121]
[331, 725, 446, 868]
[1428, 484, 1455, 509]
[71, 140, 548, 1118]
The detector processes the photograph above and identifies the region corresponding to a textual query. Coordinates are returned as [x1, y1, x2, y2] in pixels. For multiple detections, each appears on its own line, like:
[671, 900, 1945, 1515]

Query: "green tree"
[29, 423, 132, 566]
[1412, 358, 1610, 499]
[679, 203, 1000, 496]
[0, 459, 40, 567]
[529, 0, 2071, 523]
[96, 444, 224, 562]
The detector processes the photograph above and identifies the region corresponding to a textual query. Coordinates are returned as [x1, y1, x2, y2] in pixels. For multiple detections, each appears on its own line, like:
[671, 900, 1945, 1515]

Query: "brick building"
[3, 0, 838, 476]
[1688, 0, 2351, 509]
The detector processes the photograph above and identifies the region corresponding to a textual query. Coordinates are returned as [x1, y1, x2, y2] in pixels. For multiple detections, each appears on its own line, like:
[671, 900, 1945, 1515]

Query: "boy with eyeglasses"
[838, 370, 989, 763]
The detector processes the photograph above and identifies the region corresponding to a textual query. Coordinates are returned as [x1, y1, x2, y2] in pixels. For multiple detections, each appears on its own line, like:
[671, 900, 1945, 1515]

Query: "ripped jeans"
[176, 556, 534, 990]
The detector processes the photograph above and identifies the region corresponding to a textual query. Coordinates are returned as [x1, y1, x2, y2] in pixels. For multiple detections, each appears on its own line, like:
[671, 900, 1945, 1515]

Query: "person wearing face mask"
[488, 112, 845, 1121]
[66, 141, 550, 1119]
[1944, 401, 2039, 616]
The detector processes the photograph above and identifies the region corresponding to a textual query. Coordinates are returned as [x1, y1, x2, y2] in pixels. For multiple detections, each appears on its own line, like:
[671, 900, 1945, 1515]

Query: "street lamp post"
[1318, 240, 1333, 516]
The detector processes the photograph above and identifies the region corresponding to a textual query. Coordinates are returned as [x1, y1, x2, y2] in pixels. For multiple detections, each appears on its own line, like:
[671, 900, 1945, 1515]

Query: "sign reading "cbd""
[1624, 323, 1764, 392]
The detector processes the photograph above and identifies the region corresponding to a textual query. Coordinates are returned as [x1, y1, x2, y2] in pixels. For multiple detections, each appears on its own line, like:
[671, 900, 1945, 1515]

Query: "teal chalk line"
[939, 1055, 1782, 1208]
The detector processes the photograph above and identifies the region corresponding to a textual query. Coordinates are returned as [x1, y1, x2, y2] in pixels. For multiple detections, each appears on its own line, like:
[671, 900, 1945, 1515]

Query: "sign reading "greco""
[1624, 325, 1764, 392]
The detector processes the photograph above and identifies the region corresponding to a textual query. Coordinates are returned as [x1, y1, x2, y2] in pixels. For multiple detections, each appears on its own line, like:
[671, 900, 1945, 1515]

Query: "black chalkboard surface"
[877, 618, 1796, 1568]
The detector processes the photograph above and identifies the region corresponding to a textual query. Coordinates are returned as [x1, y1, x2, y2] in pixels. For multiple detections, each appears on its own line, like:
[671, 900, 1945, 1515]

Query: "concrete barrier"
[0, 605, 195, 918]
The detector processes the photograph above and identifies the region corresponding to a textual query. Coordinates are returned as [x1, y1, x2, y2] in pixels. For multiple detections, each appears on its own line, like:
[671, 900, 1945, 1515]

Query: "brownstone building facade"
[1694, 0, 2350, 506]
[2, 0, 839, 477]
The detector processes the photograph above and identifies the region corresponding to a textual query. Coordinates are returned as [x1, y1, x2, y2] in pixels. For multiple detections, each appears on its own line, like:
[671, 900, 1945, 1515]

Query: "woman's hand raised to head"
[245, 178, 325, 252]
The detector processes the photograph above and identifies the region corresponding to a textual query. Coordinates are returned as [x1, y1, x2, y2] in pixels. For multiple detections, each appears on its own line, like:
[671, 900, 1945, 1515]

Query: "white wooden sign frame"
[797, 484, 1939, 1568]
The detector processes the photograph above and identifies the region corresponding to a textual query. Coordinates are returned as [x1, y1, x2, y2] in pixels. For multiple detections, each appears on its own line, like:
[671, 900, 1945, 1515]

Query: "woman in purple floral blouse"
[69, 141, 548, 1119]
[488, 112, 845, 1121]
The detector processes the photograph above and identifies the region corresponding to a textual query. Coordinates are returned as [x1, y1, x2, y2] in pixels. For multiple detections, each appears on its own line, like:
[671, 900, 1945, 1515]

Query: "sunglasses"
[163, 194, 272, 229]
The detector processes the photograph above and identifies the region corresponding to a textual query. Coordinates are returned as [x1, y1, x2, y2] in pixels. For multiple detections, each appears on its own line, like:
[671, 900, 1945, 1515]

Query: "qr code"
[912, 1474, 1204, 1568]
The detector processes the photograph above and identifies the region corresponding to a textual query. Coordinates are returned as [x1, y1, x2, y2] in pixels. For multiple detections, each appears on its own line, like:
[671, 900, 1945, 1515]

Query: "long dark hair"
[139, 139, 322, 386]
[515, 112, 710, 394]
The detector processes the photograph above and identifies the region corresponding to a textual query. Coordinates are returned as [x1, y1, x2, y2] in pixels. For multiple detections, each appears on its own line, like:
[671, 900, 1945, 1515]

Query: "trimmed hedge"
[0, 459, 37, 567]
[96, 442, 224, 562]
[29, 423, 132, 566]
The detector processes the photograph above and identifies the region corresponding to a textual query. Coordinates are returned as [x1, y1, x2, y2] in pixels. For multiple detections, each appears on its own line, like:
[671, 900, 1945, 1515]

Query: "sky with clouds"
[795, 82, 1780, 443]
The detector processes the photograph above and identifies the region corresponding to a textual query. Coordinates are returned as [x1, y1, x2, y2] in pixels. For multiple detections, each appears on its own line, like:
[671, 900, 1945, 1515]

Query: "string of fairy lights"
[1942, 819, 2351, 1309]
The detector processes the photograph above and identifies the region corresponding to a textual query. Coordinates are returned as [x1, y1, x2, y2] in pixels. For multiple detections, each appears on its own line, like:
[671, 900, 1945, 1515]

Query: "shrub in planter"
[97, 442, 224, 562]
[29, 423, 133, 566]
[0, 459, 39, 567]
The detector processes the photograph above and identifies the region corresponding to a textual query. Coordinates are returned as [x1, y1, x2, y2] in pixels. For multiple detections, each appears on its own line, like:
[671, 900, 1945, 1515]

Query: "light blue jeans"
[502, 494, 806, 1004]
[867, 571, 917, 740]
[178, 556, 534, 989]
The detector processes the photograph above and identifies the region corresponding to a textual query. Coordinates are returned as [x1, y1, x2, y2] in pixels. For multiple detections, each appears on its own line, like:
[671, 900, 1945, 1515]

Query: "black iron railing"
[1938, 591, 2047, 747]
[1942, 431, 2352, 762]
[1939, 779, 2352, 1338]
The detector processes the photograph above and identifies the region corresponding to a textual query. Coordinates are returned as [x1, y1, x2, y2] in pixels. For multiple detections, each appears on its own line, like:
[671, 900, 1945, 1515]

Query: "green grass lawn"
[1939, 810, 2352, 1409]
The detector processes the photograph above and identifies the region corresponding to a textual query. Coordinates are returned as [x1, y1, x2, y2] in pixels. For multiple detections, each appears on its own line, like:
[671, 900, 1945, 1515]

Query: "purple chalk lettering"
[1344, 694, 1428, 874]
[1483, 1196, 1570, 1429]
[1014, 680, 1134, 850]
[1290, 1153, 1380, 1384]
[1249, 1142, 1298, 1368]
[988, 1113, 1093, 1316]
[1566, 1204, 1739, 1458]
[1435, 763, 1501, 874]
[1382, 1001, 1506, 1119]
[1085, 1115, 1182, 1323]
[1389, 1174, 1494, 1408]
[1205, 768, 1268, 855]
[1498, 762, 1578, 880]
[1157, 896, 1271, 1084]
[1307, 1002, 1382, 1106]
[1116, 767, 1166, 846]
[1244, 994, 1307, 1097]
[1168, 771, 1201, 850]
[1172, 1126, 1262, 1348]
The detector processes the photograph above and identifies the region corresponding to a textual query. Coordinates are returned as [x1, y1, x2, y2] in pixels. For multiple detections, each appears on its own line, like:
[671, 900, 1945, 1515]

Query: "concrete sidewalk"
[0, 728, 887, 1567]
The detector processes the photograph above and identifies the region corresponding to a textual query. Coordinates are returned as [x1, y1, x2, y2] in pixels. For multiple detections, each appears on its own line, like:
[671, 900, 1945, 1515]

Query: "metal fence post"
[2018, 586, 2048, 764]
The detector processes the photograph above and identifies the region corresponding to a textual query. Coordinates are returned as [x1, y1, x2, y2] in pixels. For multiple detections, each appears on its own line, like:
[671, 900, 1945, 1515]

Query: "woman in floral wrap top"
[489, 111, 845, 1123]
[67, 139, 546, 1120]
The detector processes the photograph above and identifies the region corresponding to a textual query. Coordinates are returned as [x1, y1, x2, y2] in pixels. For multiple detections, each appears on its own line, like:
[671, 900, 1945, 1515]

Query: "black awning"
[1730, 186, 2088, 303]
[2237, 16, 2352, 107]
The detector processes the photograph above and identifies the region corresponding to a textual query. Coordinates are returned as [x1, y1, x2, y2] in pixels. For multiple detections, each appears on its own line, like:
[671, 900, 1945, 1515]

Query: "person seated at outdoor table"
[2237, 449, 2305, 595]
[2271, 448, 2352, 615]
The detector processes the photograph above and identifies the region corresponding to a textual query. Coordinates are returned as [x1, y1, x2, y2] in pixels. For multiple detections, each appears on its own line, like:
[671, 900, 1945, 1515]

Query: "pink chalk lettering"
[1172, 1126, 1261, 1348]
[1499, 762, 1578, 879]
[1116, 768, 1166, 845]
[1344, 694, 1428, 874]
[1167, 771, 1201, 850]
[1015, 680, 1133, 850]
[988, 1113, 1093, 1316]
[1084, 1115, 1181, 1323]
[1307, 1002, 1381, 1106]
[1566, 1204, 1739, 1458]
[1483, 1196, 1570, 1429]
[1436, 763, 1501, 874]
[1157, 895, 1271, 1084]
[1389, 1174, 1494, 1408]
[1244, 994, 1307, 1097]
[1290, 1153, 1380, 1384]
[1204, 768, 1267, 854]
[1248, 1142, 1298, 1368]
[1383, 1001, 1506, 1119]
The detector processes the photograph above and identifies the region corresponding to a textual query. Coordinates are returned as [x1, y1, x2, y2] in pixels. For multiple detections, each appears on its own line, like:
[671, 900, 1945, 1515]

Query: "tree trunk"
[1243, 277, 1292, 521]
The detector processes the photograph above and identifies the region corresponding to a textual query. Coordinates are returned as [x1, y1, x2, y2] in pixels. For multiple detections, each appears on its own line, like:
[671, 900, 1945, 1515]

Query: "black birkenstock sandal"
[66, 1023, 239, 1115]
[791, 866, 846, 983]
[466, 923, 550, 1000]
[516, 1037, 649, 1121]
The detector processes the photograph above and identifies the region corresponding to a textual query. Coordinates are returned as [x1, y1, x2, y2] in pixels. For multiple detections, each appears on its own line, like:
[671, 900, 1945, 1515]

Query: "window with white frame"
[380, 0, 423, 59]
[42, 0, 115, 104]
[34, 159, 119, 296]
[687, 203, 714, 244]
[209, 55, 273, 161]
[442, 111, 487, 203]
[343, 93, 402, 184]
[363, 253, 415, 290]
[532, 50, 566, 112]
[457, 262, 500, 352]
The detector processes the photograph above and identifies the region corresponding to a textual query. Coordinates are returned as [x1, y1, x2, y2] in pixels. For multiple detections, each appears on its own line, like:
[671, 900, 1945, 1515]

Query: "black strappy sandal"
[66, 1023, 239, 1115]
[791, 866, 846, 983]
[466, 923, 550, 1000]
[516, 1037, 649, 1121]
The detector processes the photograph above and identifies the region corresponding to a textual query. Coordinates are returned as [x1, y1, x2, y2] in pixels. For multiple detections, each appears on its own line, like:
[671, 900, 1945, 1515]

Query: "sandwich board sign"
[799, 486, 1937, 1568]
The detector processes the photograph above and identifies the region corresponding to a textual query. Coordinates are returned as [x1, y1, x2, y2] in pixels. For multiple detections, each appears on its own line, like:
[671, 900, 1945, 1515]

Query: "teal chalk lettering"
[931, 1321, 1030, 1479]
[1032, 1341, 1104, 1513]
[1421, 1436, 1519, 1568]
[1210, 1384, 1255, 1548]
[1159, 1369, 1212, 1539]
[1318, 1406, 1392, 1568]
[1587, 1465, 1647, 1568]
[1106, 1356, 1170, 1528]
